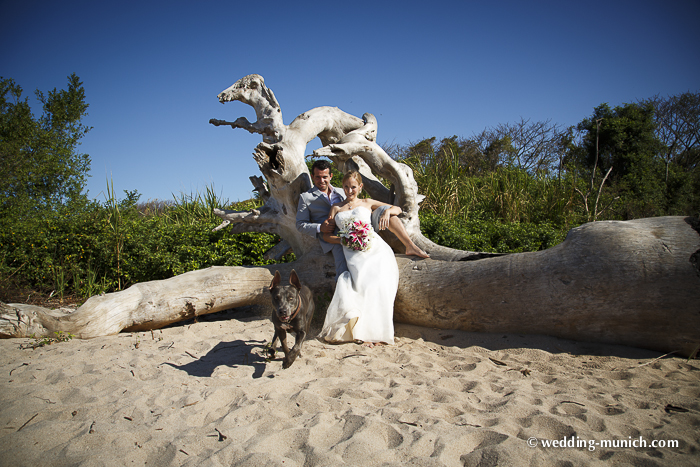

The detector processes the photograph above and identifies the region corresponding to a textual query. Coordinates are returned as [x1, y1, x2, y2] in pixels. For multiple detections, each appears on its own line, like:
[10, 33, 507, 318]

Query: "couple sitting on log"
[295, 160, 429, 346]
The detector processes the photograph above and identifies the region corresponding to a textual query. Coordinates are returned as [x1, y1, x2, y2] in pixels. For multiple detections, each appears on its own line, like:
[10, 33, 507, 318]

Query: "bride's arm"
[367, 199, 401, 215]
[366, 199, 401, 231]
[328, 205, 341, 219]
[322, 232, 341, 244]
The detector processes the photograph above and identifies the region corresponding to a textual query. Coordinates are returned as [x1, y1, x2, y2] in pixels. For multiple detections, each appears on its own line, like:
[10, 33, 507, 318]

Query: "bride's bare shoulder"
[361, 198, 382, 209]
[330, 204, 349, 216]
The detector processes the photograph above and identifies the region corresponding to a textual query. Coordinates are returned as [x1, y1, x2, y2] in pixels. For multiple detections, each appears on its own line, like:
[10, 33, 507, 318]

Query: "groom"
[296, 160, 349, 277]
[296, 160, 422, 279]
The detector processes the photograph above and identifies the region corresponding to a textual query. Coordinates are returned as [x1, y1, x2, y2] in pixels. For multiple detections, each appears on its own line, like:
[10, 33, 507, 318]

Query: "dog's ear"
[270, 270, 281, 290]
[289, 269, 302, 290]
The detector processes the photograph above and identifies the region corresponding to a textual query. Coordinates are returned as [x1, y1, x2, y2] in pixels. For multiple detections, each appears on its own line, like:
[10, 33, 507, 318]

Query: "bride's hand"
[379, 210, 391, 231]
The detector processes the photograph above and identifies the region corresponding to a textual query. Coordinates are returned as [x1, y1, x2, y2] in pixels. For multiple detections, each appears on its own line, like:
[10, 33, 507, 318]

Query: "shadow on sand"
[163, 339, 269, 379]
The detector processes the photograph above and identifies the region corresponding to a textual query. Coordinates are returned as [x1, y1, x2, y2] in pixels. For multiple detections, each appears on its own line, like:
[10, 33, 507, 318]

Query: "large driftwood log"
[1, 74, 698, 357]
[1, 267, 277, 339]
[393, 216, 700, 357]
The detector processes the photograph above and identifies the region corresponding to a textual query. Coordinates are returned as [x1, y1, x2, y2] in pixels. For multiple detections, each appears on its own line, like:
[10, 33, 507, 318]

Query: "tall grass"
[404, 147, 586, 228]
[104, 178, 125, 289]
[405, 147, 469, 218]
[163, 185, 231, 225]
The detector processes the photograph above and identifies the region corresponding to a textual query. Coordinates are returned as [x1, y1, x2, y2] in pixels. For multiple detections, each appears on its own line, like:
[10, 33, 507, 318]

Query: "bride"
[319, 171, 408, 345]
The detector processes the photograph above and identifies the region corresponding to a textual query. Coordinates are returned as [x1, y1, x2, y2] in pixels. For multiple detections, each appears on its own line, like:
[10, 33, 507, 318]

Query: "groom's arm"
[296, 195, 321, 239]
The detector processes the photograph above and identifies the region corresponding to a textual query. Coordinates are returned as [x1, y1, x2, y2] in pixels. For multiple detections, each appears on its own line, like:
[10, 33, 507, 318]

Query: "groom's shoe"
[267, 269, 315, 369]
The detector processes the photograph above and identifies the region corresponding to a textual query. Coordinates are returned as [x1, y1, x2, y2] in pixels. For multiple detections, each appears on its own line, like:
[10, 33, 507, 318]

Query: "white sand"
[1, 306, 698, 466]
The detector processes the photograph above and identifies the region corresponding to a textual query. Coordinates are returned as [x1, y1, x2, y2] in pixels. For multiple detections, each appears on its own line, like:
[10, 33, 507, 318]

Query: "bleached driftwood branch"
[314, 113, 494, 260]
[209, 74, 285, 143]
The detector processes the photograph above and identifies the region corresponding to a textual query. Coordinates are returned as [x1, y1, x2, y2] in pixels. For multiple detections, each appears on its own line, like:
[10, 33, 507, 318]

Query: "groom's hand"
[320, 218, 336, 233]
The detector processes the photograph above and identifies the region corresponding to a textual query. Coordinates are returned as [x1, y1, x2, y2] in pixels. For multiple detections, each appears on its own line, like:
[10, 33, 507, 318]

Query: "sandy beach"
[1, 305, 698, 466]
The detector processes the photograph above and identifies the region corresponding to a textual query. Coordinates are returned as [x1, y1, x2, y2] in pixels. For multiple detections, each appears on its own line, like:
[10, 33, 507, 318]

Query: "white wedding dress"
[320, 206, 399, 344]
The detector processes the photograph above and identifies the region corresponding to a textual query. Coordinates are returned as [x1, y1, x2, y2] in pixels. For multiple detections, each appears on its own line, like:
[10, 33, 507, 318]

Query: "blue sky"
[3, 0, 699, 203]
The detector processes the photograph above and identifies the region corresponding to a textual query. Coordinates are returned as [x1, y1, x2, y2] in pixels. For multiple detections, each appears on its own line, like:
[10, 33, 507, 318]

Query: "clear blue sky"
[3, 0, 699, 203]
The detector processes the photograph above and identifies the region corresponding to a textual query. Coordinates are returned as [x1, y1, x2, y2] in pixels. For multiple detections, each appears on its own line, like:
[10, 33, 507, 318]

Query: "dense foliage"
[419, 212, 566, 254]
[1, 75, 698, 303]
[1, 74, 91, 217]
[0, 194, 290, 303]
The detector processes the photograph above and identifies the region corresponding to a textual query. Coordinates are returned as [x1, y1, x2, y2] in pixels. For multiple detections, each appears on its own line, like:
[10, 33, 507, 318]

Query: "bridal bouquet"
[339, 218, 372, 252]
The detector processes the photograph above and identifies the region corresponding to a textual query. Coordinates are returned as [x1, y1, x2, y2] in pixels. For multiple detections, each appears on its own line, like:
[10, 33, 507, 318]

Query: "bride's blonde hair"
[342, 170, 363, 186]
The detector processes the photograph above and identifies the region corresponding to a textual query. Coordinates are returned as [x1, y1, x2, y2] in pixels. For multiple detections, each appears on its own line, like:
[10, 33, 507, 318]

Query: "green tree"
[576, 102, 666, 218]
[577, 103, 661, 178]
[0, 74, 91, 218]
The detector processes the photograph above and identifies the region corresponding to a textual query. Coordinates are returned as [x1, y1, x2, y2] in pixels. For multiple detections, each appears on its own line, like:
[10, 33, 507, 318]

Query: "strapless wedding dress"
[320, 206, 399, 344]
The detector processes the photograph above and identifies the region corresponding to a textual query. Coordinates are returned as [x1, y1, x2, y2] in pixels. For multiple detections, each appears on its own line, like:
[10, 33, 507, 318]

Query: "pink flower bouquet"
[339, 218, 372, 252]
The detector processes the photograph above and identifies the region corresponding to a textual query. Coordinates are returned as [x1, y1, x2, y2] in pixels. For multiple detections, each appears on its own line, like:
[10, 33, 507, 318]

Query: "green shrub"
[0, 192, 288, 302]
[419, 211, 568, 254]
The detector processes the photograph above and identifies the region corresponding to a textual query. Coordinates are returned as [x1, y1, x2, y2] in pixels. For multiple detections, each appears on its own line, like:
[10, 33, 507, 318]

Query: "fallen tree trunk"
[1, 75, 698, 357]
[1, 267, 278, 339]
[393, 216, 700, 357]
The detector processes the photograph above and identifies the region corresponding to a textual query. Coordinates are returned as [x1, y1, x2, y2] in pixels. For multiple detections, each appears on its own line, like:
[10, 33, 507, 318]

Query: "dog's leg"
[267, 330, 280, 359]
[284, 330, 306, 369]
[279, 329, 294, 368]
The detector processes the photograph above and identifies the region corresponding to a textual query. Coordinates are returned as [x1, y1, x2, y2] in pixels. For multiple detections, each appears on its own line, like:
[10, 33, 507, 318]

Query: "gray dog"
[267, 270, 315, 369]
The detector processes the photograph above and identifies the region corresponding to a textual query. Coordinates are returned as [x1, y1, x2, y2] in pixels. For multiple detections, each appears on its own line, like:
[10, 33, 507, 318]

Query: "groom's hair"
[311, 159, 332, 174]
